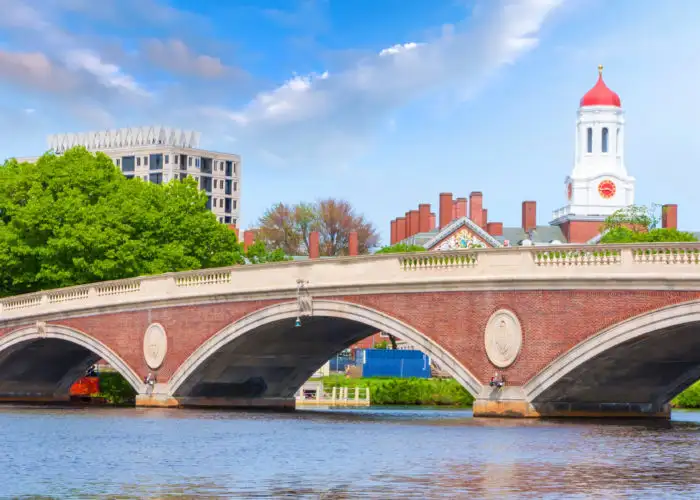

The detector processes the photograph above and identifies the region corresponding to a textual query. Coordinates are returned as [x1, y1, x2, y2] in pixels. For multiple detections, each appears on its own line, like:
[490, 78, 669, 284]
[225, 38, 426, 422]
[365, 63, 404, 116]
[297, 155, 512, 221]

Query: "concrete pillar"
[469, 192, 483, 227]
[662, 204, 678, 230]
[396, 217, 407, 242]
[439, 193, 453, 229]
[418, 204, 431, 233]
[522, 201, 537, 232]
[390, 219, 397, 245]
[243, 230, 255, 252]
[309, 231, 320, 259]
[486, 222, 503, 236]
[409, 210, 420, 237]
[348, 231, 358, 256]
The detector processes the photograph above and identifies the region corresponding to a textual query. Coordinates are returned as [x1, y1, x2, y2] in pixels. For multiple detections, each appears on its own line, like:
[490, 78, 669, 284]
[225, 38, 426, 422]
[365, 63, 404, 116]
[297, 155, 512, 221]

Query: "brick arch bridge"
[1, 243, 700, 418]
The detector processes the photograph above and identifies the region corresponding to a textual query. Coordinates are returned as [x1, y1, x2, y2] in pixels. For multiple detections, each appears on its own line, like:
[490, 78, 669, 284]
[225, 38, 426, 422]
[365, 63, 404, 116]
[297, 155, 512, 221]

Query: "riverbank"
[317, 376, 474, 406]
[672, 381, 700, 408]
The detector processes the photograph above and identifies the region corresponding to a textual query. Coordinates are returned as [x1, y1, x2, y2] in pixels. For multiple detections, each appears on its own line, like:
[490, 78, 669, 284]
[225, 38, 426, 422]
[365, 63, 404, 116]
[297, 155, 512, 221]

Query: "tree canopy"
[0, 147, 249, 297]
[257, 198, 379, 256]
[374, 243, 426, 254]
[600, 205, 697, 244]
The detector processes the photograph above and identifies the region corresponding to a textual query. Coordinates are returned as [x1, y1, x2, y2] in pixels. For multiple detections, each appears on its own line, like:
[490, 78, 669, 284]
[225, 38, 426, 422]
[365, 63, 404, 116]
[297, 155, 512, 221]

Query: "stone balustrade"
[2, 243, 700, 322]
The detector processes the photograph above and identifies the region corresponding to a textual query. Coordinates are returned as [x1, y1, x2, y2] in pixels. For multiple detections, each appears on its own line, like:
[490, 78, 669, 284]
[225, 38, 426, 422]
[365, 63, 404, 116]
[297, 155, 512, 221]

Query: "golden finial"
[598, 64, 604, 75]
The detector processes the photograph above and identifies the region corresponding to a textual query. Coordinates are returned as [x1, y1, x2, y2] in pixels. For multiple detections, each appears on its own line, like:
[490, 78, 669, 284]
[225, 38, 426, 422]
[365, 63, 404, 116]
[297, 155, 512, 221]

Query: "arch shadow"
[0, 324, 145, 400]
[167, 300, 482, 401]
[524, 300, 700, 410]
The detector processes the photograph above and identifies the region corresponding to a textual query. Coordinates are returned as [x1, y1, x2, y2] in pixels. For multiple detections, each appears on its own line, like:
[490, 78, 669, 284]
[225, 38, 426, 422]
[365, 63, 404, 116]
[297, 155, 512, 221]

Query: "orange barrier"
[69, 377, 100, 396]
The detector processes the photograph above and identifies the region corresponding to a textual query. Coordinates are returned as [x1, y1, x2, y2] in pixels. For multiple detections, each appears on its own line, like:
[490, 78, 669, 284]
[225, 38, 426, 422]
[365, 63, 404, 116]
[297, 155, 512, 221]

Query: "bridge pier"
[135, 384, 295, 410]
[473, 387, 671, 419]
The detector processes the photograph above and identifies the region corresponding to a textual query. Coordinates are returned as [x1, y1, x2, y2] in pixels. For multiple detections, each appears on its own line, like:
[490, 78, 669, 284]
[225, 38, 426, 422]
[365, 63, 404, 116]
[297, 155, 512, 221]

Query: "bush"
[97, 371, 137, 405]
[321, 375, 474, 406]
[672, 381, 700, 409]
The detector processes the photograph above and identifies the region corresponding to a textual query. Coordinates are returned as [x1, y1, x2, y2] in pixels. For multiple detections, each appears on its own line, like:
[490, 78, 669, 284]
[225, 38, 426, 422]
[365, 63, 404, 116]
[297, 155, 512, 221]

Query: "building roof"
[496, 225, 567, 246]
[422, 216, 502, 248]
[580, 66, 621, 108]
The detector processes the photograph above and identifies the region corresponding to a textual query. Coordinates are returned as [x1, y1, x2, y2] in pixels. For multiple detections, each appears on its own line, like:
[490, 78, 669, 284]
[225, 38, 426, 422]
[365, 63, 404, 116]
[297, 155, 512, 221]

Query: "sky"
[0, 0, 698, 242]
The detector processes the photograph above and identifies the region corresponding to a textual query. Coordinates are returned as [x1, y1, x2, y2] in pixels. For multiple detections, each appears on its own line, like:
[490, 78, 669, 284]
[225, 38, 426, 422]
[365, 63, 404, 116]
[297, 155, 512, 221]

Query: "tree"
[600, 204, 697, 244]
[244, 240, 291, 264]
[0, 147, 245, 297]
[375, 243, 426, 254]
[256, 198, 379, 256]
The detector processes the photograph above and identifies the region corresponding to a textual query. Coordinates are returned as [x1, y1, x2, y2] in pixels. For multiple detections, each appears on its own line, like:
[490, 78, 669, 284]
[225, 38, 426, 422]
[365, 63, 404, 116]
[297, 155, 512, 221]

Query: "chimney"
[452, 201, 457, 220]
[309, 231, 320, 259]
[469, 192, 483, 227]
[662, 204, 678, 230]
[396, 217, 407, 242]
[482, 208, 488, 229]
[487, 222, 503, 236]
[522, 201, 537, 232]
[419, 204, 431, 233]
[409, 210, 420, 237]
[405, 211, 412, 237]
[439, 193, 453, 229]
[430, 212, 436, 230]
[243, 230, 255, 252]
[227, 224, 239, 240]
[390, 219, 397, 245]
[348, 231, 358, 256]
[456, 198, 467, 219]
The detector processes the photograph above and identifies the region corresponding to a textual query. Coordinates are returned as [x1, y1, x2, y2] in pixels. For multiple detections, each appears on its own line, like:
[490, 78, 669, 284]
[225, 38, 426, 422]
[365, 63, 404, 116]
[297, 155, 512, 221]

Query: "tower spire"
[598, 64, 604, 76]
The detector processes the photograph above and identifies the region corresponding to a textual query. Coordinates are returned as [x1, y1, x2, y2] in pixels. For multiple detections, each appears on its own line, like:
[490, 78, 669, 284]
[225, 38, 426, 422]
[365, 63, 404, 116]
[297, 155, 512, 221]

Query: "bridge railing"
[2, 242, 700, 321]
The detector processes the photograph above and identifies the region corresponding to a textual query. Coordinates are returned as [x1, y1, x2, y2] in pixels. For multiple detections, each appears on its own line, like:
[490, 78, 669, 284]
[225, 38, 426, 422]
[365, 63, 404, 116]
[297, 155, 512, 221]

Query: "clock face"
[567, 183, 572, 201]
[598, 180, 616, 199]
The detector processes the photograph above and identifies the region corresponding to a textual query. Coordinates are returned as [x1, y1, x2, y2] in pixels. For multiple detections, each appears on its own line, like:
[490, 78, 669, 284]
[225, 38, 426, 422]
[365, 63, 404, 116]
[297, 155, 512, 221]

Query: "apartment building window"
[219, 217, 223, 223]
[179, 173, 187, 180]
[143, 175, 148, 181]
[232, 218, 237, 226]
[188, 157, 192, 167]
[225, 161, 232, 176]
[206, 196, 212, 210]
[150, 154, 163, 170]
[121, 156, 135, 172]
[225, 198, 231, 213]
[174, 155, 179, 164]
[116, 158, 120, 167]
[219, 199, 224, 208]
[196, 158, 201, 168]
[136, 157, 141, 167]
[165, 155, 170, 164]
[224, 216, 231, 224]
[144, 156, 148, 166]
[233, 200, 237, 210]
[149, 173, 163, 184]
[225, 180, 232, 195]
[233, 182, 238, 192]
[125, 174, 134, 180]
[233, 163, 237, 175]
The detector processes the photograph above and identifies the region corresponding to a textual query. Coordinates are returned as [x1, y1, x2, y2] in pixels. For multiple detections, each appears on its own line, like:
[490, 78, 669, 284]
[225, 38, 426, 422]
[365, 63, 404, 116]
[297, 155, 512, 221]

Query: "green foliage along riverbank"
[97, 372, 137, 405]
[672, 381, 700, 409]
[319, 375, 475, 406]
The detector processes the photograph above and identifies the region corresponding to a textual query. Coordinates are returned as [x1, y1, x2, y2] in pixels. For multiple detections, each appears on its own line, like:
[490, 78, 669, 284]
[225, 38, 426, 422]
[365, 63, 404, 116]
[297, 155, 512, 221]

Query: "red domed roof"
[580, 65, 621, 108]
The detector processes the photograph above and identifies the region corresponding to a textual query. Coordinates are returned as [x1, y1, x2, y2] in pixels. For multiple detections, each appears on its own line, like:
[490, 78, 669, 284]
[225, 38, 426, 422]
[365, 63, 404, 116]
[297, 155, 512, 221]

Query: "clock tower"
[550, 66, 635, 243]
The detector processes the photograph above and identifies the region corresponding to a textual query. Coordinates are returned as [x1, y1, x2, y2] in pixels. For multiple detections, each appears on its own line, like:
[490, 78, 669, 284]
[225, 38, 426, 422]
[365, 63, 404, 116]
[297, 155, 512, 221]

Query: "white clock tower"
[551, 66, 635, 237]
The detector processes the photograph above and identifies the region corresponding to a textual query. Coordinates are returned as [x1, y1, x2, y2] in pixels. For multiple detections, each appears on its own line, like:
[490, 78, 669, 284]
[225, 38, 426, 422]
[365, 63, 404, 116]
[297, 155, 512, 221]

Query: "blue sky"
[0, 0, 698, 242]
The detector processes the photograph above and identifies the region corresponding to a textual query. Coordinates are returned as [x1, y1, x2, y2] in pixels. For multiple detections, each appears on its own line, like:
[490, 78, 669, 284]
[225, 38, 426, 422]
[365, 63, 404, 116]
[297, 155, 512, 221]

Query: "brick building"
[389, 66, 682, 248]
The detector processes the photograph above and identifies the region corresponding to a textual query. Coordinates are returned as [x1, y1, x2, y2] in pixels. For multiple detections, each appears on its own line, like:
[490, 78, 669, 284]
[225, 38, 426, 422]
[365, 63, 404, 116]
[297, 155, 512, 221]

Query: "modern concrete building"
[18, 126, 241, 225]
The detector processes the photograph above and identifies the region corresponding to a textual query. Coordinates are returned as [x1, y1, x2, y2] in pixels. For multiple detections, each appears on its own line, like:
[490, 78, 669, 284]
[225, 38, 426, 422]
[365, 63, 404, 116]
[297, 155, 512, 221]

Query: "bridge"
[1, 243, 700, 418]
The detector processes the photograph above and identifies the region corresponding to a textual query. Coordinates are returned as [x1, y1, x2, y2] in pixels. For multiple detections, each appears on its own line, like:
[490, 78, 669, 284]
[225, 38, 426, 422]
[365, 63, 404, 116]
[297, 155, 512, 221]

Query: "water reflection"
[1, 406, 699, 499]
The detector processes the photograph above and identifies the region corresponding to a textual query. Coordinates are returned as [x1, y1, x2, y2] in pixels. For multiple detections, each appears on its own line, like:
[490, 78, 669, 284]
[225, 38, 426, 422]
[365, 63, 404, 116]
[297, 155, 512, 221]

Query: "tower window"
[601, 127, 609, 153]
[586, 128, 593, 153]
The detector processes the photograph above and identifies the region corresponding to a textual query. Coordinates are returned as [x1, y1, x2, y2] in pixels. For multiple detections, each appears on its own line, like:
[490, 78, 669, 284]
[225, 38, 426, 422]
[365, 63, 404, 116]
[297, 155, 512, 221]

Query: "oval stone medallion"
[143, 323, 168, 370]
[484, 309, 522, 368]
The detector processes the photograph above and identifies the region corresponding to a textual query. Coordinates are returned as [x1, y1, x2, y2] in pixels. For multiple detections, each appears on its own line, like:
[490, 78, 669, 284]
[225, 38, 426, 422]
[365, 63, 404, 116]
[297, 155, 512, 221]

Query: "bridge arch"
[167, 299, 482, 400]
[524, 300, 700, 409]
[0, 324, 145, 399]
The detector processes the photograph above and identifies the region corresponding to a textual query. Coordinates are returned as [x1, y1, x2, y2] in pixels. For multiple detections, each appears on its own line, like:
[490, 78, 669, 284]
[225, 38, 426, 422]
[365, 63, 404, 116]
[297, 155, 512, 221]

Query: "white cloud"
[142, 39, 230, 78]
[64, 50, 147, 96]
[201, 0, 564, 165]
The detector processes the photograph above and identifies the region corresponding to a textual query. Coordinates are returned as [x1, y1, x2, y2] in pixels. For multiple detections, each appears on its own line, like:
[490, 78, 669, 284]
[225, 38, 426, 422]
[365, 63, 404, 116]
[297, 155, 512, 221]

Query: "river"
[1, 406, 699, 499]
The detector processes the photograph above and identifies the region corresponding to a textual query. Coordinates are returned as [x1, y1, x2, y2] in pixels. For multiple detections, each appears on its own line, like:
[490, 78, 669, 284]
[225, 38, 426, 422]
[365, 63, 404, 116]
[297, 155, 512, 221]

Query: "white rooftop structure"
[48, 127, 201, 154]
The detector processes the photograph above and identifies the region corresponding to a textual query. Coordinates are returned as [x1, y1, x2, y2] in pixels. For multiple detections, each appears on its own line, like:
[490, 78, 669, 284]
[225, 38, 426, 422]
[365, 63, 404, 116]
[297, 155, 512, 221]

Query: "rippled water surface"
[1, 406, 700, 498]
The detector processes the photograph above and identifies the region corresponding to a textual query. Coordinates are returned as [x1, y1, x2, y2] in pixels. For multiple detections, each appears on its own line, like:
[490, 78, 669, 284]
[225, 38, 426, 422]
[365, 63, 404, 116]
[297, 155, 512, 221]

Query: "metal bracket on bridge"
[295, 279, 313, 327]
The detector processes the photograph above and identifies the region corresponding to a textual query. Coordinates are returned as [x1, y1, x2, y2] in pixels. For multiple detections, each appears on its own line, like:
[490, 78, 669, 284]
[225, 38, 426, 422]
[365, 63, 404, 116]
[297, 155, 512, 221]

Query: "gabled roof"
[423, 216, 502, 249]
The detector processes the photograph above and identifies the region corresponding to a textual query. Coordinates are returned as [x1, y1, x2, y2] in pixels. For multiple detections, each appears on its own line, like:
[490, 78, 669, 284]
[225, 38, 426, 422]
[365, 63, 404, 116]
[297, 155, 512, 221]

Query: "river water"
[1, 406, 700, 499]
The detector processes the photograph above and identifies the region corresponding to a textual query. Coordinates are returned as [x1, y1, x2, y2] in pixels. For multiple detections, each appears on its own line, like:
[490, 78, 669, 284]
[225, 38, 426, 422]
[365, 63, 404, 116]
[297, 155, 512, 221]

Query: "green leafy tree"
[244, 240, 291, 264]
[601, 204, 696, 244]
[375, 243, 426, 254]
[0, 147, 245, 297]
